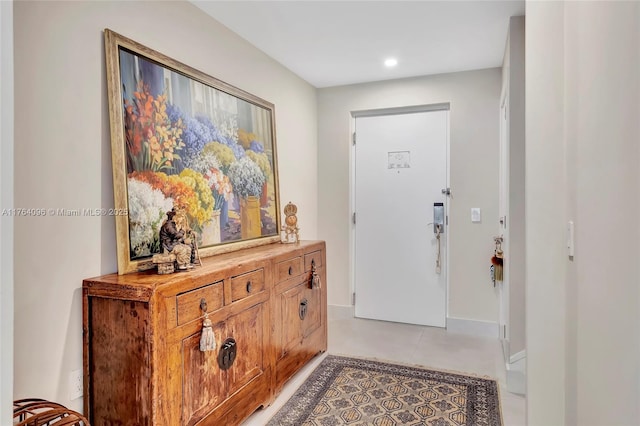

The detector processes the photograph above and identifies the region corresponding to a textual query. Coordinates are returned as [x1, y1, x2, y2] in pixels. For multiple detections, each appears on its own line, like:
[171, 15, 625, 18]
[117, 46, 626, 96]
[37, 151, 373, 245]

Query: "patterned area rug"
[267, 355, 502, 426]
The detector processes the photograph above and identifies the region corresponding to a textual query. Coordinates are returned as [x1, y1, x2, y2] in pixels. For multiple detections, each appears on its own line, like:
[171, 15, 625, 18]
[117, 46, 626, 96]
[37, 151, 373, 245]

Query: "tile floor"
[244, 315, 526, 425]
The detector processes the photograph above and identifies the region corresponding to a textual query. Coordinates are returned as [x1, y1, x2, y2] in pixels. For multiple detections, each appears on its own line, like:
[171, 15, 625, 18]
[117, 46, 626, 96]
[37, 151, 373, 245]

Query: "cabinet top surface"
[83, 240, 325, 294]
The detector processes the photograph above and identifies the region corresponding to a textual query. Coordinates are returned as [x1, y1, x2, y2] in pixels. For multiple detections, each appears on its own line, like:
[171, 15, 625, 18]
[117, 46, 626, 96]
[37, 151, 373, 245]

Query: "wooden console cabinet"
[83, 241, 326, 425]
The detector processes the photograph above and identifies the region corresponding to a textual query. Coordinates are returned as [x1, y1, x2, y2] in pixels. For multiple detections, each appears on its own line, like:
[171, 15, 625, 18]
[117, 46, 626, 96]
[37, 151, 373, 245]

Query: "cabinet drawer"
[231, 269, 265, 302]
[176, 281, 223, 326]
[304, 250, 323, 271]
[275, 257, 303, 282]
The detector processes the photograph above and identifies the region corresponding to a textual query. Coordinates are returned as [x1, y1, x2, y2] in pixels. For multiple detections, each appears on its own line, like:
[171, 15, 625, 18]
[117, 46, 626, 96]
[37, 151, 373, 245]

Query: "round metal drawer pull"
[288, 266, 293, 275]
[246, 281, 252, 293]
[218, 338, 237, 370]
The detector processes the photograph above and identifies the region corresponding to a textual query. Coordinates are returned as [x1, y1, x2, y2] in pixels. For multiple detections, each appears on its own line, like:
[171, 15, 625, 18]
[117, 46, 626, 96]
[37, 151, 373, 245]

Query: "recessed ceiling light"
[384, 58, 398, 67]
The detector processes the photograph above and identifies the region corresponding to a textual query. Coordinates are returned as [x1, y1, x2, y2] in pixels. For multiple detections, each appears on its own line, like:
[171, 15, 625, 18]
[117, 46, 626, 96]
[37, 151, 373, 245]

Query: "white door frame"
[349, 103, 451, 320]
[499, 83, 511, 358]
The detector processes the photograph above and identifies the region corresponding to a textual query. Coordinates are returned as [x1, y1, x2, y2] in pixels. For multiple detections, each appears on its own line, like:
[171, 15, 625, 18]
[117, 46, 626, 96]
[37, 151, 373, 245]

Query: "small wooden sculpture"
[281, 202, 300, 244]
[152, 208, 200, 274]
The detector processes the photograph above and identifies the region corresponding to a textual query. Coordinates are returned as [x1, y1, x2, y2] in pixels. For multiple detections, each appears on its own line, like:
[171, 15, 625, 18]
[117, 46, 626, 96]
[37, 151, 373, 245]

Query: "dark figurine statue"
[160, 209, 194, 270]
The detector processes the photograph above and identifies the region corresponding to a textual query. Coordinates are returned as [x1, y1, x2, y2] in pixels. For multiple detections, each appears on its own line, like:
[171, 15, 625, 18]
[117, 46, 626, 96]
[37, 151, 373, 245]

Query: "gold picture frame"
[105, 29, 281, 274]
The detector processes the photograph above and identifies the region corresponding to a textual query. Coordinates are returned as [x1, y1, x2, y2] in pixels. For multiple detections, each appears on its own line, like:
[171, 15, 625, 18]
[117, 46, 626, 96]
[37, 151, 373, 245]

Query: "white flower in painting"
[189, 151, 221, 175]
[127, 178, 174, 257]
[228, 156, 265, 198]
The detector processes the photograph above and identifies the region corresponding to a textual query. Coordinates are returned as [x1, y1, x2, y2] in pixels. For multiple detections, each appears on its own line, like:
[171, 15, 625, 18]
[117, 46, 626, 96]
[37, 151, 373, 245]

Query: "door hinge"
[503, 325, 507, 338]
[446, 215, 448, 225]
[352, 132, 356, 145]
[353, 212, 356, 224]
[352, 292, 356, 305]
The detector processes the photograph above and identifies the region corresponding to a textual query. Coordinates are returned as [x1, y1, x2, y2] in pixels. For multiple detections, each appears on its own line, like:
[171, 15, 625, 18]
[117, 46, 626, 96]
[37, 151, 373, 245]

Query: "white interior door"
[354, 109, 448, 327]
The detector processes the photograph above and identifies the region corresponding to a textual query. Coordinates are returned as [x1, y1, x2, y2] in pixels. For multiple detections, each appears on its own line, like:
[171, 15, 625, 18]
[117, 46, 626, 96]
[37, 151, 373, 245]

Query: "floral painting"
[105, 30, 281, 274]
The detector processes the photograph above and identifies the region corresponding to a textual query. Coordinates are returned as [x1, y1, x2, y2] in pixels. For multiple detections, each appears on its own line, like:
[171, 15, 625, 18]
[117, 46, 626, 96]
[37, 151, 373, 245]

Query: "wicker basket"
[13, 398, 90, 425]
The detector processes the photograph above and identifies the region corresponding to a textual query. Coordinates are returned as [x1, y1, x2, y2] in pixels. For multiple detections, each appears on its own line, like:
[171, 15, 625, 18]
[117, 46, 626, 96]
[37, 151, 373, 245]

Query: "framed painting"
[104, 29, 281, 274]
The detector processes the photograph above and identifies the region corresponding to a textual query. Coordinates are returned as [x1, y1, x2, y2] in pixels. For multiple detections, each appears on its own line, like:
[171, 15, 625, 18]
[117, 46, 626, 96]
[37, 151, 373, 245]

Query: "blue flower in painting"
[249, 140, 264, 153]
[193, 114, 246, 160]
[194, 115, 221, 142]
[166, 103, 184, 125]
[166, 104, 247, 165]
[181, 116, 209, 167]
[221, 135, 246, 160]
[166, 105, 218, 167]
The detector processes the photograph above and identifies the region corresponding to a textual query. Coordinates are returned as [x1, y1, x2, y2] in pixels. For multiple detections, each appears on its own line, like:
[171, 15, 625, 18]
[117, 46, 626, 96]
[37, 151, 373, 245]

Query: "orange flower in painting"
[129, 170, 213, 231]
[123, 80, 185, 173]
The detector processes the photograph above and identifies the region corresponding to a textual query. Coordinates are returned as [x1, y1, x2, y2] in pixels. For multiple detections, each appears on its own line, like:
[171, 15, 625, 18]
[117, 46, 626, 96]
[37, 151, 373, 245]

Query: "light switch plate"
[471, 208, 481, 223]
[69, 369, 83, 400]
[567, 220, 575, 257]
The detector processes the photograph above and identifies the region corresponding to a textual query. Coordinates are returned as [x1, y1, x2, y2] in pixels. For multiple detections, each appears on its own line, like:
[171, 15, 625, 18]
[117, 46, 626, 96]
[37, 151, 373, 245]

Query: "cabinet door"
[182, 321, 227, 426]
[226, 303, 266, 395]
[301, 286, 322, 339]
[279, 281, 323, 359]
[279, 282, 305, 359]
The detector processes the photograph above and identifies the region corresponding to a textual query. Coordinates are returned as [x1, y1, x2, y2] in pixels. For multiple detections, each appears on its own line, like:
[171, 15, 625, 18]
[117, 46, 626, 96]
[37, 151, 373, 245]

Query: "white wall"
[526, 2, 567, 422]
[13, 0, 317, 412]
[318, 69, 501, 324]
[527, 1, 640, 424]
[568, 2, 639, 424]
[505, 16, 526, 357]
[0, 1, 14, 423]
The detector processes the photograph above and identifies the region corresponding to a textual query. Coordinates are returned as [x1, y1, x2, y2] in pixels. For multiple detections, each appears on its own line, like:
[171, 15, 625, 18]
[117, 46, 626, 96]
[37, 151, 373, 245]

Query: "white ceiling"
[193, 1, 525, 88]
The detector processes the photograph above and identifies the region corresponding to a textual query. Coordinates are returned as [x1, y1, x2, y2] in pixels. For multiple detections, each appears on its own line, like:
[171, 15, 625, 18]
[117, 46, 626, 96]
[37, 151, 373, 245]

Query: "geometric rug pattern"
[267, 355, 502, 426]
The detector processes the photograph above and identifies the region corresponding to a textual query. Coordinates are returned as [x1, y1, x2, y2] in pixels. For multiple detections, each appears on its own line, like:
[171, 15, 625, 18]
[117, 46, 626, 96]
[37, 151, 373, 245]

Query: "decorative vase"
[200, 210, 221, 246]
[240, 196, 261, 239]
[220, 198, 229, 226]
[260, 181, 268, 206]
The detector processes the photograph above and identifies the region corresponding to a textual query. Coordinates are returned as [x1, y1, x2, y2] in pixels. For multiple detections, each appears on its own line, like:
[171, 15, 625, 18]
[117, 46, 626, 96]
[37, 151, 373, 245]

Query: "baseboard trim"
[509, 349, 526, 364]
[446, 317, 499, 338]
[328, 309, 500, 339]
[328, 304, 354, 321]
[506, 352, 526, 395]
